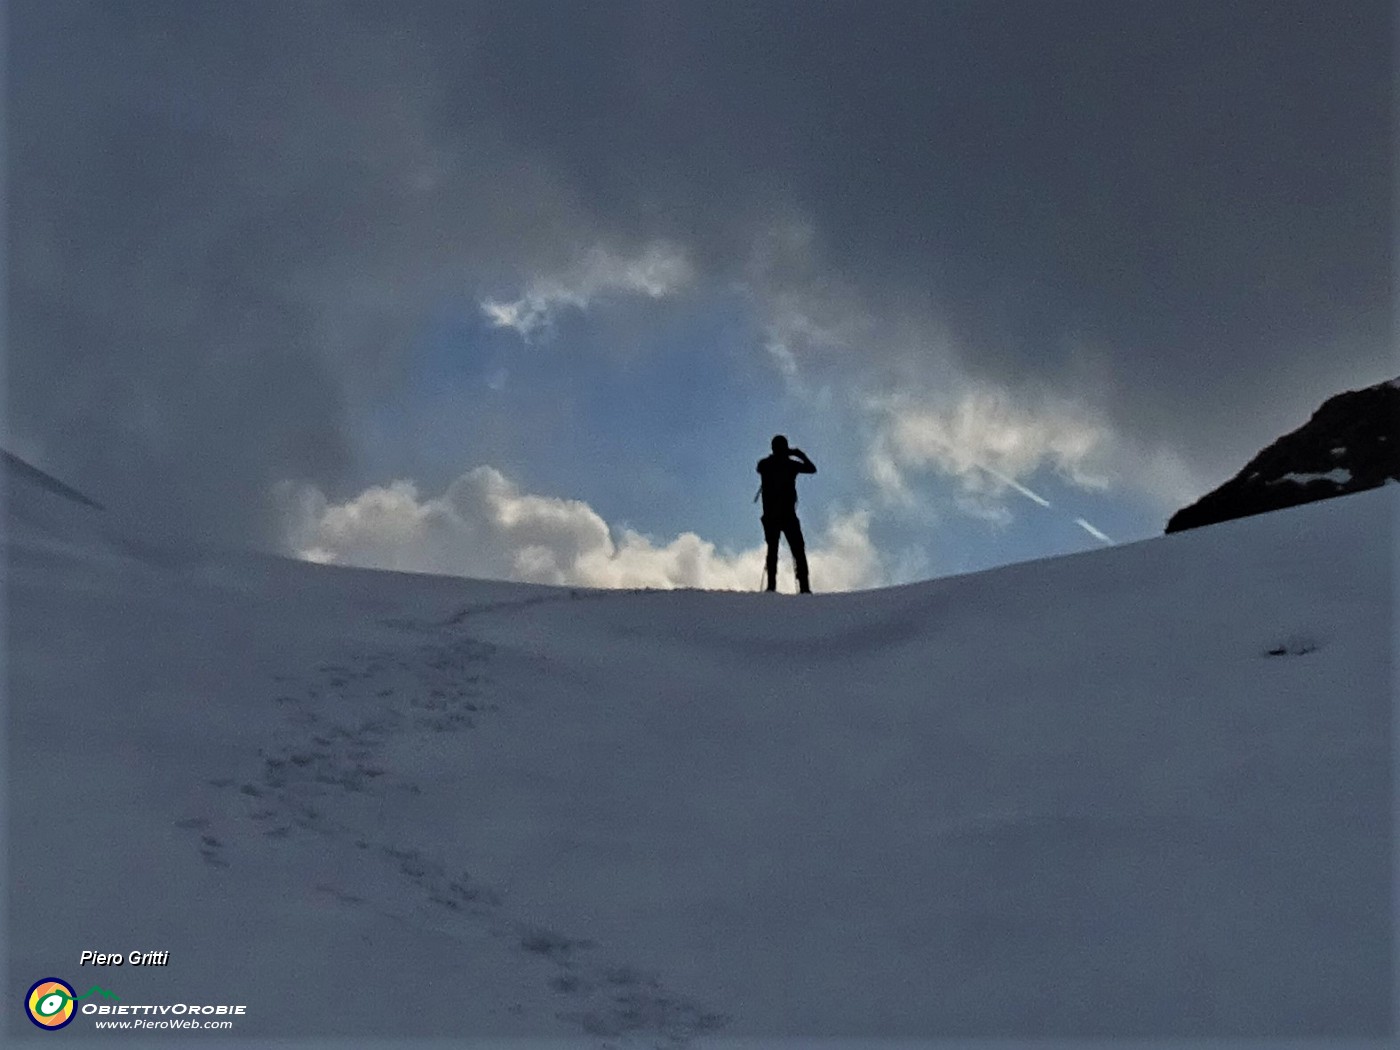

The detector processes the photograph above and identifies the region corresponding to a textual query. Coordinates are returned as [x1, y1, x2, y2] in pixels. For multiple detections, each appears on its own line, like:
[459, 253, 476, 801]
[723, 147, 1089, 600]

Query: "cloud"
[277, 466, 887, 593]
[733, 222, 1216, 525]
[741, 220, 897, 404]
[865, 386, 1112, 504]
[481, 241, 694, 341]
[847, 382, 1140, 542]
[11, 1, 1385, 559]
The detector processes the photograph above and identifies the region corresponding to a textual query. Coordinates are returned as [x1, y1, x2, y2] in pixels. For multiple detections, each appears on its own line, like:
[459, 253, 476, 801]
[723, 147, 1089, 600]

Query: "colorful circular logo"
[26, 978, 77, 1030]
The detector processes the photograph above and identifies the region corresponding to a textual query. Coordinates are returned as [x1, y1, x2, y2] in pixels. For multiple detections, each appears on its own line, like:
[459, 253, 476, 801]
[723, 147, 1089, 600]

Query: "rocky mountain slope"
[1166, 377, 1399, 533]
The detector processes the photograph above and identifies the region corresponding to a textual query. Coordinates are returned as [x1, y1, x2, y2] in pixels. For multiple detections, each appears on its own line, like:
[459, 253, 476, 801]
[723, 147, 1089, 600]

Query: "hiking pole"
[754, 483, 764, 590]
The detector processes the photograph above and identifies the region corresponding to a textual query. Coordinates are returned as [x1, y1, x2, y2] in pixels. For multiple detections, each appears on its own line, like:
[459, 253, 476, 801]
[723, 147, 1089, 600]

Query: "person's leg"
[785, 516, 811, 593]
[761, 515, 780, 591]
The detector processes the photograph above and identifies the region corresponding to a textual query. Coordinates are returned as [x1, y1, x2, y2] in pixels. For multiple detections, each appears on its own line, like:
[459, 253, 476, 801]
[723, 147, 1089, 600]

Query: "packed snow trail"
[180, 590, 728, 1045]
[5, 453, 1392, 1044]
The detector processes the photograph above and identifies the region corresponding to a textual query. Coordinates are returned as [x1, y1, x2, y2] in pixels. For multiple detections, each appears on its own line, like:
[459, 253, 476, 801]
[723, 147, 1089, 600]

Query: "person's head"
[771, 434, 789, 454]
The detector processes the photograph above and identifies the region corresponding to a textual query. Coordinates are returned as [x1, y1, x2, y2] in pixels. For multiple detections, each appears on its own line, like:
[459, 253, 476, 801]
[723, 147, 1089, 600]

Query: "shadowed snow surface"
[4, 453, 1393, 1046]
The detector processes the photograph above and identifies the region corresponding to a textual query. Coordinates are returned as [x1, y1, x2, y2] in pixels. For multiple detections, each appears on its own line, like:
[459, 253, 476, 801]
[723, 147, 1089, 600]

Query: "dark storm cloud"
[442, 0, 1392, 473]
[8, 0, 1391, 542]
[8, 0, 603, 542]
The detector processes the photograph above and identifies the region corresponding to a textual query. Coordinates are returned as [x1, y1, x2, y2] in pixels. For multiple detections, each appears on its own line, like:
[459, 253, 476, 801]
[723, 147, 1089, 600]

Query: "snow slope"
[4, 453, 1394, 1046]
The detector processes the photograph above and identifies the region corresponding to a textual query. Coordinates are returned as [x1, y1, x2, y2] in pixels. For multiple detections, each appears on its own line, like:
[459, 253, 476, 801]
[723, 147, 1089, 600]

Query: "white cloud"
[276, 466, 887, 593]
[731, 222, 1156, 536]
[481, 241, 694, 341]
[953, 492, 1016, 527]
[743, 221, 884, 404]
[876, 387, 1110, 491]
[855, 386, 1136, 543]
[854, 383, 1225, 548]
[730, 228, 1202, 542]
[863, 385, 1114, 512]
[864, 431, 916, 508]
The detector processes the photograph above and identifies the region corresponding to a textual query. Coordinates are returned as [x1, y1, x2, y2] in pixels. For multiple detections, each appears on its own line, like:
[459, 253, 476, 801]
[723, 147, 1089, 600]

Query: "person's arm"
[789, 448, 817, 474]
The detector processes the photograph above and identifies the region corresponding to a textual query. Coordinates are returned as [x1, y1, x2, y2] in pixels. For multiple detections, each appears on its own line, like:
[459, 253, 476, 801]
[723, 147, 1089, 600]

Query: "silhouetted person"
[756, 435, 816, 593]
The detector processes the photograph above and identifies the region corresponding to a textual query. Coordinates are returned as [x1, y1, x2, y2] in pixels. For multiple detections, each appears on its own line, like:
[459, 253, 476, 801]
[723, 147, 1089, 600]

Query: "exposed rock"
[1165, 378, 1400, 533]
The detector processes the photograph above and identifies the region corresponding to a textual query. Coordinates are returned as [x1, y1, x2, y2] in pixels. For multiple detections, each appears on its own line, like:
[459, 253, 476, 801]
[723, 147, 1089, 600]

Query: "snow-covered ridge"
[6, 453, 1393, 1044]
